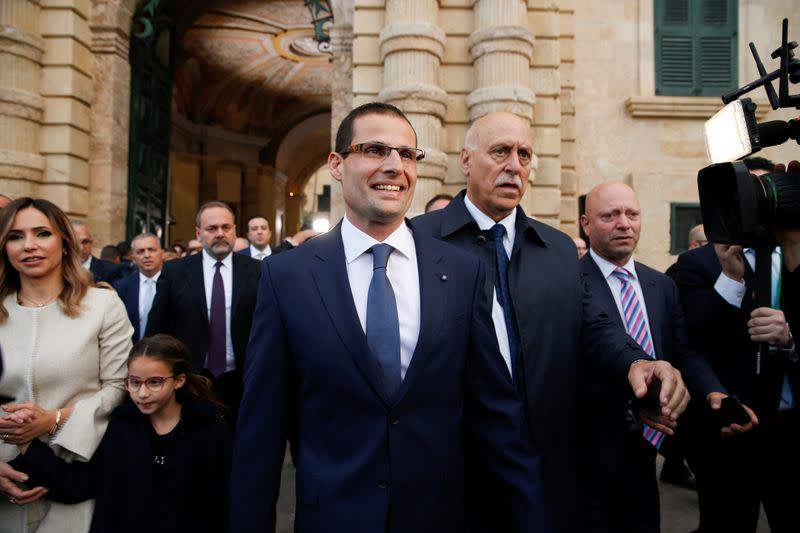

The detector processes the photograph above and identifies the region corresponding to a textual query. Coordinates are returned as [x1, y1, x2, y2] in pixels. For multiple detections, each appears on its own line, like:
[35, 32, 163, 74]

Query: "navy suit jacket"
[89, 256, 122, 284]
[113, 272, 141, 341]
[145, 252, 261, 374]
[412, 191, 648, 533]
[230, 223, 548, 533]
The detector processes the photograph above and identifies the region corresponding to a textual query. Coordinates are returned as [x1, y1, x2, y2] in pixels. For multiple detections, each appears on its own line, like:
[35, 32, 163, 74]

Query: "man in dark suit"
[70, 220, 122, 284]
[411, 112, 689, 533]
[673, 227, 797, 528]
[146, 201, 261, 426]
[237, 214, 307, 260]
[231, 103, 549, 532]
[579, 182, 726, 532]
[113, 233, 164, 341]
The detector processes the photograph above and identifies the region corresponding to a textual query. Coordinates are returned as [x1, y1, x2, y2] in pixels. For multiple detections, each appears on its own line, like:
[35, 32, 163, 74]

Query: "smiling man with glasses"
[231, 102, 548, 533]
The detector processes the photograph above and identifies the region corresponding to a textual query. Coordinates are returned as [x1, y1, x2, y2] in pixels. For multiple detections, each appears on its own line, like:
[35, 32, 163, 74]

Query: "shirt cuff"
[714, 273, 746, 308]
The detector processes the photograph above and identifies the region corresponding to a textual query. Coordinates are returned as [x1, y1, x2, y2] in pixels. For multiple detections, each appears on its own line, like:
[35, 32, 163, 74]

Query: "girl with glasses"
[9, 334, 232, 533]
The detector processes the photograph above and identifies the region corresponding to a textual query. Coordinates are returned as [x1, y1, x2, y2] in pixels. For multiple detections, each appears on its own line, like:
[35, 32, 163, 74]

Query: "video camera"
[698, 18, 800, 247]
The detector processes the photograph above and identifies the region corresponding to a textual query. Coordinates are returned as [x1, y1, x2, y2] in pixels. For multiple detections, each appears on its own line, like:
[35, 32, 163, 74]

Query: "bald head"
[688, 224, 707, 249]
[580, 182, 642, 266]
[461, 112, 533, 221]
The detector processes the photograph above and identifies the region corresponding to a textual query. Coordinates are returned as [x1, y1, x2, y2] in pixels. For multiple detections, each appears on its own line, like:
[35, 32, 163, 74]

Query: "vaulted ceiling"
[172, 0, 333, 140]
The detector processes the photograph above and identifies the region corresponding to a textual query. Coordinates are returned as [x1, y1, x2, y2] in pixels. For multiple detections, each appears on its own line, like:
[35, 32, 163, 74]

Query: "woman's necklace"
[17, 292, 59, 308]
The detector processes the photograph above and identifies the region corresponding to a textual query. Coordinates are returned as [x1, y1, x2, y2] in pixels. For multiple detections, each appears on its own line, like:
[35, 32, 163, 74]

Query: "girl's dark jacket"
[10, 398, 231, 533]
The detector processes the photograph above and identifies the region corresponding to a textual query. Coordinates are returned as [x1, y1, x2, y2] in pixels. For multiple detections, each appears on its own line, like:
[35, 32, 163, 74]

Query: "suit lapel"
[310, 226, 390, 405]
[583, 257, 624, 329]
[637, 263, 664, 359]
[186, 255, 208, 320]
[230, 254, 244, 323]
[393, 233, 447, 406]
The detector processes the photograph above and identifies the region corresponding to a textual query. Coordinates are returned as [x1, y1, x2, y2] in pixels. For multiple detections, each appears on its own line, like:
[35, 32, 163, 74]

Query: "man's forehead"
[474, 113, 531, 145]
[248, 218, 268, 228]
[200, 208, 234, 226]
[352, 113, 416, 144]
[133, 237, 160, 250]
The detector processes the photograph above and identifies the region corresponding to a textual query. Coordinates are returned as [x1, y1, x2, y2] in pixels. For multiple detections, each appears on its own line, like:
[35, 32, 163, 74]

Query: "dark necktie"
[208, 261, 226, 378]
[492, 224, 520, 384]
[366, 244, 401, 398]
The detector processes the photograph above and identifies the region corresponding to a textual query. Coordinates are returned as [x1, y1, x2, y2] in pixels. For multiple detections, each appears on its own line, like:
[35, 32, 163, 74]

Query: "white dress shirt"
[201, 249, 235, 372]
[82, 256, 92, 270]
[589, 249, 658, 359]
[341, 216, 420, 380]
[138, 270, 161, 340]
[249, 244, 272, 260]
[464, 194, 515, 374]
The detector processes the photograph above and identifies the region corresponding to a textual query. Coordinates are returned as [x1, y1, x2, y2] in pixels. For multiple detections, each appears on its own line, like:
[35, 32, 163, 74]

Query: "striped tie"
[612, 267, 665, 449]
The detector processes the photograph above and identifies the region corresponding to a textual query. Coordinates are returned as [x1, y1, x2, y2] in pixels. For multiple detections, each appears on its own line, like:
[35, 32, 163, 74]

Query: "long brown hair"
[128, 334, 226, 416]
[0, 198, 90, 322]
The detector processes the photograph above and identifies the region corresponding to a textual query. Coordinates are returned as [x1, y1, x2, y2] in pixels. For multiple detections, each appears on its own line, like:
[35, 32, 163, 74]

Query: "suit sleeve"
[10, 437, 101, 503]
[145, 264, 172, 337]
[463, 258, 552, 531]
[230, 260, 293, 533]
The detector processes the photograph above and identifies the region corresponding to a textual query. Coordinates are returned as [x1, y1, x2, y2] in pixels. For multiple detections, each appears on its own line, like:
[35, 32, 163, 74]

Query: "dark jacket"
[89, 256, 122, 284]
[10, 399, 231, 533]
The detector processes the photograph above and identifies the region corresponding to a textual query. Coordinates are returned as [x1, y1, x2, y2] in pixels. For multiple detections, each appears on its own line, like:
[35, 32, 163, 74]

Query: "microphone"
[476, 235, 487, 246]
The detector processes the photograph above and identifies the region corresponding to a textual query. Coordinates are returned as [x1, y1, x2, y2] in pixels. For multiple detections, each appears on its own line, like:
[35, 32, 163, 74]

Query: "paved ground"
[275, 454, 770, 532]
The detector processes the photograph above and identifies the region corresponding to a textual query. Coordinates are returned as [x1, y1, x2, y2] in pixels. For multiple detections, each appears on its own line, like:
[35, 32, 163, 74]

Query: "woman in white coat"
[0, 198, 132, 532]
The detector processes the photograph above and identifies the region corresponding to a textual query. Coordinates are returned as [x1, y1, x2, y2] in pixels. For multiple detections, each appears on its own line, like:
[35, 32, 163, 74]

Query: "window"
[655, 0, 737, 97]
[670, 203, 703, 254]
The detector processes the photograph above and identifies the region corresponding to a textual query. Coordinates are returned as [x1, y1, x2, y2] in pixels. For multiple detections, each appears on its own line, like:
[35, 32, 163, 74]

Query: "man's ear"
[579, 213, 589, 233]
[459, 147, 471, 177]
[328, 152, 344, 183]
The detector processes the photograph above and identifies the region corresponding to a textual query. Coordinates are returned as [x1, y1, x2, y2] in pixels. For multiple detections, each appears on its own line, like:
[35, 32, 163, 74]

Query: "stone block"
[559, 11, 574, 37]
[43, 153, 89, 186]
[527, 185, 561, 217]
[40, 8, 91, 48]
[559, 221, 578, 236]
[560, 88, 575, 113]
[561, 139, 576, 168]
[444, 153, 466, 185]
[443, 123, 468, 152]
[439, 8, 473, 36]
[561, 169, 578, 194]
[40, 124, 90, 160]
[43, 37, 92, 76]
[440, 65, 472, 93]
[532, 96, 560, 126]
[0, 115, 39, 152]
[440, 0, 472, 7]
[443, 36, 470, 65]
[352, 94, 378, 108]
[560, 195, 577, 222]
[532, 125, 560, 156]
[531, 38, 559, 67]
[560, 0, 576, 12]
[531, 67, 560, 97]
[353, 36, 381, 64]
[560, 113, 575, 139]
[444, 94, 469, 123]
[355, 0, 385, 7]
[560, 36, 574, 61]
[352, 65, 383, 94]
[527, 0, 559, 10]
[528, 11, 559, 38]
[40, 67, 92, 105]
[354, 9, 385, 35]
[37, 182, 88, 214]
[43, 97, 90, 131]
[40, 0, 92, 19]
[533, 156, 561, 186]
[559, 62, 575, 89]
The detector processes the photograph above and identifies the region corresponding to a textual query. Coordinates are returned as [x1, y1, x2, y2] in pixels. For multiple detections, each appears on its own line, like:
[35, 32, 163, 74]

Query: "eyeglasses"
[340, 143, 425, 162]
[124, 376, 175, 392]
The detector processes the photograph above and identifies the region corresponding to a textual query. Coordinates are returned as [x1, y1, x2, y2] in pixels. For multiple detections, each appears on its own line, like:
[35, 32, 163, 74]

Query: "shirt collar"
[463, 193, 516, 240]
[82, 256, 92, 270]
[139, 270, 161, 284]
[590, 248, 638, 281]
[202, 248, 232, 269]
[250, 244, 271, 257]
[341, 215, 415, 264]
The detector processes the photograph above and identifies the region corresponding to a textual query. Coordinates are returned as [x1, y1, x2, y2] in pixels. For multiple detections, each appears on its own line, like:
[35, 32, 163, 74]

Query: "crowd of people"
[0, 103, 798, 533]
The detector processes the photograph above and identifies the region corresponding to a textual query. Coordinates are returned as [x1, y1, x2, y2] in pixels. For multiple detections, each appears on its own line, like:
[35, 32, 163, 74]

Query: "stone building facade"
[1, 0, 798, 269]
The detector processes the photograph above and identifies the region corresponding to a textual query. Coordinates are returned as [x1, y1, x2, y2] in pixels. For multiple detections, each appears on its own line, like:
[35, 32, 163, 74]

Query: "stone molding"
[466, 85, 536, 121]
[468, 25, 534, 61]
[0, 88, 43, 121]
[416, 146, 448, 180]
[378, 83, 448, 119]
[0, 148, 45, 173]
[90, 26, 129, 59]
[625, 96, 771, 120]
[0, 26, 45, 62]
[379, 22, 446, 61]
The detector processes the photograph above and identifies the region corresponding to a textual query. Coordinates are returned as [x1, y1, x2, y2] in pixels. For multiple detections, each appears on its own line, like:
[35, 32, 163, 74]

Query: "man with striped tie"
[579, 181, 726, 532]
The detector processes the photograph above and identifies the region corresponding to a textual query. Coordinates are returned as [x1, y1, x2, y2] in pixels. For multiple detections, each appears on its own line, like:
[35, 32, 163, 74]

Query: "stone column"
[89, 0, 134, 248]
[378, 0, 447, 215]
[329, 0, 354, 224]
[528, 0, 561, 225]
[0, 0, 44, 198]
[467, 0, 538, 213]
[558, 0, 578, 235]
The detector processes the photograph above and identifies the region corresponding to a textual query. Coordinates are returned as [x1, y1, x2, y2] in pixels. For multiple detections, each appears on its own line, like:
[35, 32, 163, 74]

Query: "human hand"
[706, 392, 759, 437]
[748, 307, 792, 347]
[714, 244, 745, 282]
[0, 462, 47, 505]
[289, 229, 318, 245]
[637, 406, 677, 435]
[0, 404, 56, 445]
[628, 360, 690, 420]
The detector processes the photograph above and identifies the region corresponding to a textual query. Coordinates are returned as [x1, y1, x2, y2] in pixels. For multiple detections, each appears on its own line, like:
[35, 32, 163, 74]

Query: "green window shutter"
[655, 0, 737, 96]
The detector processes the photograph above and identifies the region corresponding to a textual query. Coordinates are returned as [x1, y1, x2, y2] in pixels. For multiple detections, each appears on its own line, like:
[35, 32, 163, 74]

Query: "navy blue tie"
[492, 224, 520, 383]
[366, 244, 401, 398]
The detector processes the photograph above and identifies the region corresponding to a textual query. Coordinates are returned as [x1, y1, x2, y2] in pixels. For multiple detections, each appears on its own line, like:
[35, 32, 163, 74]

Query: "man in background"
[71, 220, 122, 284]
[113, 233, 165, 341]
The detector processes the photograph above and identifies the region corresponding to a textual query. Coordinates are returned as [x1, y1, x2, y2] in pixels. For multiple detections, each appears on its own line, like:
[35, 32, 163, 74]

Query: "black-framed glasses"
[341, 143, 425, 162]
[124, 376, 175, 392]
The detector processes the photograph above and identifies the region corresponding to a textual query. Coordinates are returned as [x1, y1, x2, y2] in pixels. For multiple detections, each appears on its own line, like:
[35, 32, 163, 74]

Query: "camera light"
[704, 99, 759, 164]
[312, 217, 330, 233]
